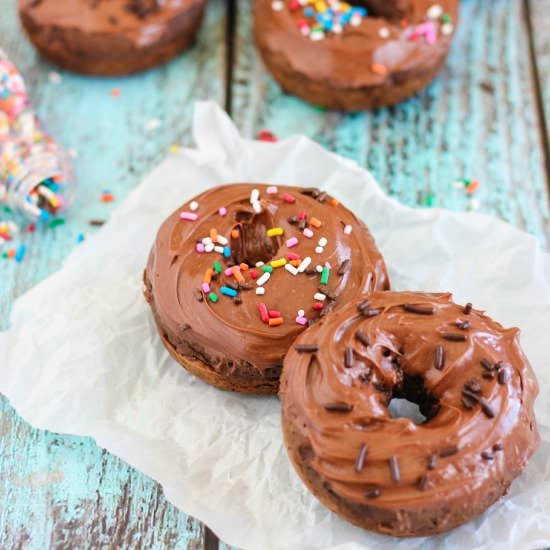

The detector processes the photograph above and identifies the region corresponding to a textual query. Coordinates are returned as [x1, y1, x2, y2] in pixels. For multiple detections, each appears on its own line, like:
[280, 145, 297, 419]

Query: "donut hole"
[388, 373, 440, 425]
[231, 208, 281, 265]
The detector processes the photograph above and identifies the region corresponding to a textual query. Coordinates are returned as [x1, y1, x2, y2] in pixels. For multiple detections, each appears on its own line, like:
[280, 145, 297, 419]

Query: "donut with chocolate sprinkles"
[280, 291, 539, 536]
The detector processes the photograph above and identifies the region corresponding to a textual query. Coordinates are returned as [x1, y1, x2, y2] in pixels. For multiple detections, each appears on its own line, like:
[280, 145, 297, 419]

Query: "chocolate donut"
[253, 1, 458, 110]
[280, 291, 539, 536]
[144, 184, 389, 394]
[19, 0, 206, 76]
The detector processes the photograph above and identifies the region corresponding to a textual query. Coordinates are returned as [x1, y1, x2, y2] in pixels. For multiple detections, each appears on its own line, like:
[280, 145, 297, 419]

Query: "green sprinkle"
[441, 13, 452, 24]
[320, 266, 330, 285]
[208, 292, 219, 303]
[262, 265, 273, 273]
[48, 218, 65, 228]
[425, 193, 435, 208]
[3, 205, 13, 213]
[2, 252, 7, 259]
[213, 261, 222, 273]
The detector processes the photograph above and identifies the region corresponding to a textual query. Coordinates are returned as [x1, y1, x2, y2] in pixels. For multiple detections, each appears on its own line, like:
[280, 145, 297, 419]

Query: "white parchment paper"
[1, 102, 549, 550]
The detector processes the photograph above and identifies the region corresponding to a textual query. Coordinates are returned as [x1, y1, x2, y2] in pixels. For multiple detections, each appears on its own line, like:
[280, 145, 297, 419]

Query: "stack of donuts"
[144, 182, 540, 537]
[19, 0, 459, 110]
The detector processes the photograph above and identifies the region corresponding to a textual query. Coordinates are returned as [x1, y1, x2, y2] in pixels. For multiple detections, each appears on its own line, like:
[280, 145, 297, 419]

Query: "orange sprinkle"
[232, 266, 245, 282]
[310, 217, 322, 228]
[231, 229, 240, 239]
[466, 180, 479, 195]
[7, 248, 15, 258]
[268, 318, 284, 327]
[111, 87, 121, 97]
[210, 228, 218, 242]
[101, 193, 114, 203]
[400, 18, 409, 28]
[330, 198, 339, 206]
[290, 260, 301, 267]
[203, 268, 213, 284]
[239, 263, 249, 271]
[371, 63, 388, 76]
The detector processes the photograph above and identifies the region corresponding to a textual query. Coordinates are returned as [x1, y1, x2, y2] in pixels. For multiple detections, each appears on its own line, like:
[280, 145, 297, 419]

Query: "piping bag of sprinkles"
[0, 50, 75, 221]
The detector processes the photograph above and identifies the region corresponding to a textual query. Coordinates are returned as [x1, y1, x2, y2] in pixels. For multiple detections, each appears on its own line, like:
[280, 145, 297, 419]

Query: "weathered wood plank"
[528, 0, 550, 159]
[232, 0, 550, 247]
[0, 0, 227, 546]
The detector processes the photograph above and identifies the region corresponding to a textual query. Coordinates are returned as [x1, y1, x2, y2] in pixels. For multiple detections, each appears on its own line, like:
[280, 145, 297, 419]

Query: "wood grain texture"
[0, 0, 226, 547]
[233, 0, 550, 247]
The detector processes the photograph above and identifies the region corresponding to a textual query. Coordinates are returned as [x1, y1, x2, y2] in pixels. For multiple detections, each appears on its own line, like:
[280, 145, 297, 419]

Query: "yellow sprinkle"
[271, 258, 287, 268]
[169, 144, 180, 154]
[267, 227, 284, 237]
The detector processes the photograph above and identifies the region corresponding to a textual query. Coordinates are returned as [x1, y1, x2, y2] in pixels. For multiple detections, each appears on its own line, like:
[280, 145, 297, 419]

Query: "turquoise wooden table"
[0, 0, 548, 547]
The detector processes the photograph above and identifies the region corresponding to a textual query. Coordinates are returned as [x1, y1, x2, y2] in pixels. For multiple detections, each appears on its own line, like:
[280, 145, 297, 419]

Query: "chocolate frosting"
[281, 291, 539, 511]
[19, 0, 203, 46]
[145, 184, 389, 380]
[254, 0, 459, 89]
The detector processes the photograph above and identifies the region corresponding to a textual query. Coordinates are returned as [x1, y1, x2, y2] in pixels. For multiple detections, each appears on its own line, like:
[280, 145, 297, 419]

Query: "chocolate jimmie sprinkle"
[403, 303, 434, 315]
[480, 400, 496, 418]
[389, 456, 400, 483]
[441, 332, 467, 342]
[337, 259, 350, 276]
[345, 347, 354, 368]
[464, 302, 473, 314]
[480, 358, 494, 371]
[357, 299, 370, 313]
[193, 288, 204, 302]
[361, 308, 382, 318]
[324, 402, 353, 413]
[434, 345, 445, 370]
[418, 474, 429, 491]
[456, 320, 472, 330]
[366, 487, 381, 499]
[498, 368, 510, 385]
[481, 451, 494, 460]
[427, 453, 438, 470]
[354, 443, 368, 473]
[355, 331, 370, 347]
[439, 445, 458, 458]
[295, 344, 319, 353]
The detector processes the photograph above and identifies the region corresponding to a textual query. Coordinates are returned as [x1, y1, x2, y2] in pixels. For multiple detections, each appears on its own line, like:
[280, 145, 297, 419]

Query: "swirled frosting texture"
[281, 291, 539, 534]
[145, 184, 389, 388]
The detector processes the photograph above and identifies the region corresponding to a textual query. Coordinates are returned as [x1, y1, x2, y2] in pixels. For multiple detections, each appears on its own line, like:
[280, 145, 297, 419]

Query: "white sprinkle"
[332, 24, 342, 34]
[470, 198, 480, 211]
[310, 30, 325, 41]
[441, 23, 454, 35]
[451, 180, 464, 189]
[214, 245, 224, 253]
[145, 118, 161, 132]
[314, 292, 327, 301]
[297, 256, 312, 273]
[350, 15, 362, 27]
[285, 263, 299, 276]
[379, 27, 390, 39]
[217, 235, 228, 245]
[256, 287, 266, 295]
[48, 71, 61, 84]
[257, 272, 271, 286]
[266, 186, 278, 195]
[252, 200, 262, 213]
[316, 265, 323, 273]
[202, 237, 212, 245]
[190, 201, 199, 211]
[250, 189, 260, 203]
[298, 309, 305, 317]
[256, 261, 264, 267]
[315, 246, 324, 254]
[343, 225, 353, 235]
[205, 243, 215, 253]
[427, 4, 443, 19]
[318, 237, 328, 247]
[271, 0, 284, 11]
[303, 228, 314, 238]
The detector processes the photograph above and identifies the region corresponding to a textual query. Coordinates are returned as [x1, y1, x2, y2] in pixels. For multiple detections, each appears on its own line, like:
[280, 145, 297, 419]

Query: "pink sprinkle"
[344, 224, 352, 235]
[286, 237, 299, 248]
[298, 211, 306, 220]
[287, 252, 300, 261]
[324, 261, 331, 268]
[295, 316, 308, 326]
[250, 270, 259, 280]
[219, 207, 227, 216]
[224, 267, 234, 276]
[313, 302, 324, 310]
[303, 228, 313, 238]
[266, 186, 278, 194]
[196, 243, 205, 253]
[180, 211, 198, 221]
[282, 193, 296, 204]
[202, 283, 210, 293]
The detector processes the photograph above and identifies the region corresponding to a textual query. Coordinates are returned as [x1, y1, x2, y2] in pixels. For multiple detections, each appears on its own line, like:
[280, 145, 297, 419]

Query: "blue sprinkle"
[223, 246, 231, 258]
[220, 286, 237, 297]
[15, 244, 26, 262]
[304, 7, 314, 16]
[77, 233, 85, 243]
[40, 209, 51, 221]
